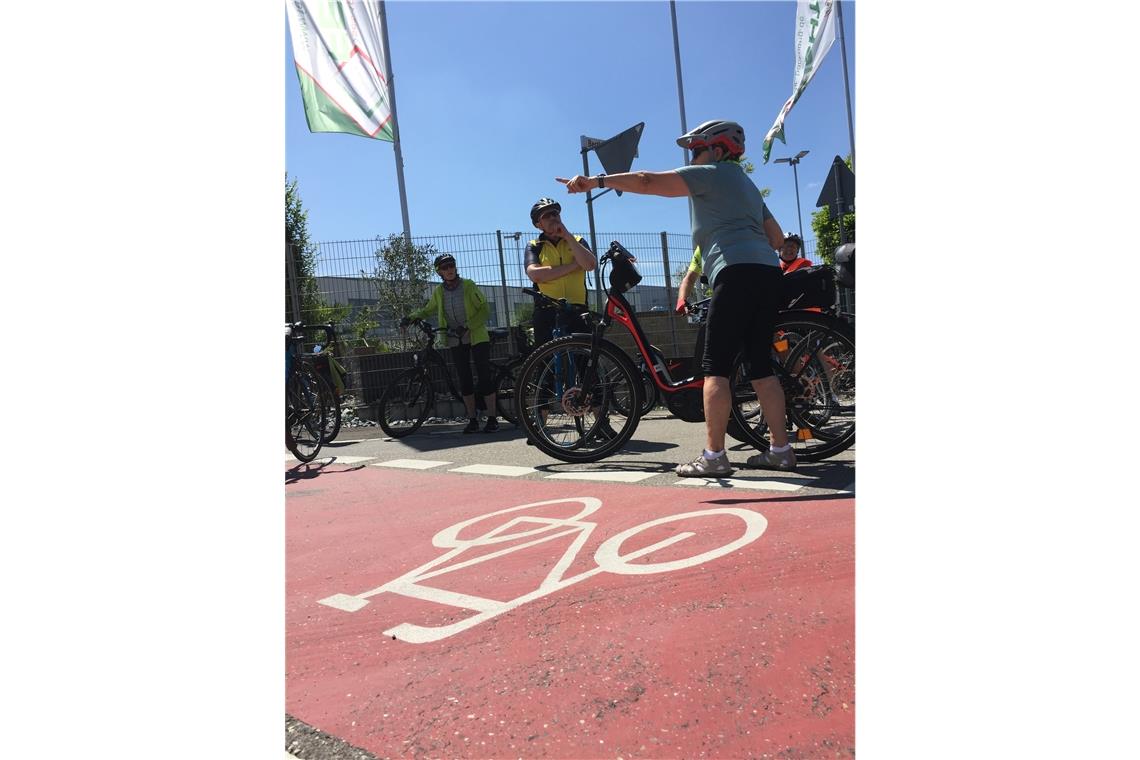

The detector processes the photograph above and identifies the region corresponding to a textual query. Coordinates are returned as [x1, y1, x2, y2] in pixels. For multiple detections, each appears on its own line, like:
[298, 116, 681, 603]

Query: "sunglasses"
[437, 263, 456, 271]
[539, 210, 560, 221]
[691, 145, 710, 158]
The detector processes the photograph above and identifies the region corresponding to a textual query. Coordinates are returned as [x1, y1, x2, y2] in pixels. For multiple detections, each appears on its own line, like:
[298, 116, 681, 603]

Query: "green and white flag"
[286, 0, 394, 140]
[761, 0, 837, 163]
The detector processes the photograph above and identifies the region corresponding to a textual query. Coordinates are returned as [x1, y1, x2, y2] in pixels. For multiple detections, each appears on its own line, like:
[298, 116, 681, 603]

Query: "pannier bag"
[781, 264, 837, 311]
[834, 243, 855, 288]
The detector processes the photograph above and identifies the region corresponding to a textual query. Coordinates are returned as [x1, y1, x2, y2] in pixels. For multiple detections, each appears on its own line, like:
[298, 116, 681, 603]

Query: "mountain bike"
[513, 241, 855, 464]
[377, 321, 525, 438]
[286, 322, 337, 462]
[308, 323, 347, 443]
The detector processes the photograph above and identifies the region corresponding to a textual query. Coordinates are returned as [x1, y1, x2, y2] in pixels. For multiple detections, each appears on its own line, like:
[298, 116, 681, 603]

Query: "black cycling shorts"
[701, 263, 784, 380]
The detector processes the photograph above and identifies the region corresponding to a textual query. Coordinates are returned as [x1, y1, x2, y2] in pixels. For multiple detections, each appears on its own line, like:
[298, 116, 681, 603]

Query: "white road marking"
[544, 471, 659, 483]
[449, 464, 537, 477]
[371, 458, 453, 470]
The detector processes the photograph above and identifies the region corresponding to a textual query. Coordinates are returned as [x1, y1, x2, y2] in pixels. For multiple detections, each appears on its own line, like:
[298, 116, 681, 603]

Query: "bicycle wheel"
[314, 370, 341, 443]
[516, 336, 642, 463]
[378, 368, 434, 438]
[286, 366, 326, 462]
[729, 314, 855, 462]
[494, 357, 524, 426]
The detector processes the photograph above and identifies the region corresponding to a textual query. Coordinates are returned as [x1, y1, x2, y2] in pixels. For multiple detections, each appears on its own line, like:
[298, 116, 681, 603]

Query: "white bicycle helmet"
[676, 119, 745, 157]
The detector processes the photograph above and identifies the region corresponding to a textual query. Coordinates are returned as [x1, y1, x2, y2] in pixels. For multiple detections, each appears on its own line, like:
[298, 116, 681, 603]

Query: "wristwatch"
[597, 174, 606, 189]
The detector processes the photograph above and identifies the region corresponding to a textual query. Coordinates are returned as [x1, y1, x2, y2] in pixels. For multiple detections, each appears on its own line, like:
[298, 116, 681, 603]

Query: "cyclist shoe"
[587, 419, 619, 444]
[745, 448, 797, 471]
[675, 450, 734, 478]
[462, 418, 480, 434]
[483, 417, 499, 433]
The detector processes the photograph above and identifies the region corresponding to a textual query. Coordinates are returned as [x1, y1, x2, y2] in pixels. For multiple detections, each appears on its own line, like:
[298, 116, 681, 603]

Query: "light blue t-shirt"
[676, 162, 777, 287]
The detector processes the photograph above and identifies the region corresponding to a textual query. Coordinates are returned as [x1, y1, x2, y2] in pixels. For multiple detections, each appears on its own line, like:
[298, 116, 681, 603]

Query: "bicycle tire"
[494, 357, 524, 426]
[610, 362, 657, 418]
[286, 365, 326, 462]
[378, 368, 434, 438]
[516, 336, 642, 463]
[315, 370, 342, 444]
[729, 312, 855, 462]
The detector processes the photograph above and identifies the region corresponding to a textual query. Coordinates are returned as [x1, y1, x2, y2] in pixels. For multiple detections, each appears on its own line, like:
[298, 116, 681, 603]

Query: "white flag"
[286, 0, 394, 140]
[761, 0, 837, 163]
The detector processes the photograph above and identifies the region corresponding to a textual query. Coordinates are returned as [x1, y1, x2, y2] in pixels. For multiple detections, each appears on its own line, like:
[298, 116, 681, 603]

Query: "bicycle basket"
[834, 243, 855, 288]
[781, 265, 837, 310]
[608, 246, 642, 293]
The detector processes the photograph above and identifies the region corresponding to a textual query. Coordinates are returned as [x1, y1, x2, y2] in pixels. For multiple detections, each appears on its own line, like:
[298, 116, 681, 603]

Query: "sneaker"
[587, 419, 618, 443]
[745, 447, 797, 471]
[462, 418, 480, 434]
[675, 451, 734, 478]
[483, 417, 499, 433]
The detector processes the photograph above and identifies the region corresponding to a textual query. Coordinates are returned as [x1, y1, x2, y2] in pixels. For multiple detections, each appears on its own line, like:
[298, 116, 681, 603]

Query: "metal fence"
[290, 230, 850, 420]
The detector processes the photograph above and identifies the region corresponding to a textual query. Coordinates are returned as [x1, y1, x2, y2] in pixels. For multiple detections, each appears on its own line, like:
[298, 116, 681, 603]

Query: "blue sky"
[285, 1, 855, 245]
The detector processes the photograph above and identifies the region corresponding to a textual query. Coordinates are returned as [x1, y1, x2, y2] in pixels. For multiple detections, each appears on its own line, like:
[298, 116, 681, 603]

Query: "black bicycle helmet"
[783, 233, 803, 249]
[676, 119, 746, 157]
[530, 197, 562, 225]
[433, 253, 456, 270]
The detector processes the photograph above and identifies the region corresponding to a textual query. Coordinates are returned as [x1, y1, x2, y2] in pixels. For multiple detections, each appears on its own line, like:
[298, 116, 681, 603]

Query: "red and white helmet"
[676, 119, 745, 157]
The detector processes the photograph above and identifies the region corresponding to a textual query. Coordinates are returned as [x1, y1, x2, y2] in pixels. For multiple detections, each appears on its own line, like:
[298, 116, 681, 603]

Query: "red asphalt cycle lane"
[286, 465, 854, 759]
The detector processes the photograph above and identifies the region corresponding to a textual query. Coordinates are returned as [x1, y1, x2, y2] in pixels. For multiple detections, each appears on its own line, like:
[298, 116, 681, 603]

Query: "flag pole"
[835, 0, 855, 173]
[669, 0, 689, 168]
[378, 0, 413, 244]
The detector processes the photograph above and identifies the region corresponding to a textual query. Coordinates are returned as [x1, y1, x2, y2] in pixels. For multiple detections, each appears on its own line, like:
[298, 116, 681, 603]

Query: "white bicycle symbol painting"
[318, 497, 768, 644]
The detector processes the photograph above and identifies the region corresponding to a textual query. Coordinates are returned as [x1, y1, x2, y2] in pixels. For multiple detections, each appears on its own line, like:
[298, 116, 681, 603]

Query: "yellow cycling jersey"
[524, 234, 591, 305]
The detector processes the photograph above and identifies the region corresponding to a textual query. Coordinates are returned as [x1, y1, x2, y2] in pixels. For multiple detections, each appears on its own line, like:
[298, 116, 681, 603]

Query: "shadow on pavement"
[286, 458, 368, 484]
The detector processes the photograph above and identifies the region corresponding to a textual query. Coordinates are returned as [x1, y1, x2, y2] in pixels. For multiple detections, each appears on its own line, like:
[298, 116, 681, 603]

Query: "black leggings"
[701, 263, 784, 379]
[451, 341, 494, 397]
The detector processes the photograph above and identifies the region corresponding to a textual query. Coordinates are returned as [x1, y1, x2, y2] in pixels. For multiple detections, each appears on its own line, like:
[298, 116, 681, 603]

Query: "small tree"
[359, 234, 439, 348]
[285, 174, 318, 323]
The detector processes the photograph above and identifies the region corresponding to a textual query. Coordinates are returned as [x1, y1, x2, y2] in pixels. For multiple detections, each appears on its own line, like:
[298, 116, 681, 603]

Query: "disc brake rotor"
[561, 386, 592, 416]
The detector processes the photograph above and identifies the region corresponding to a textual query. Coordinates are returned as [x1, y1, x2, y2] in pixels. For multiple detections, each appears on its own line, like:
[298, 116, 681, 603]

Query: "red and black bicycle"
[513, 240, 855, 464]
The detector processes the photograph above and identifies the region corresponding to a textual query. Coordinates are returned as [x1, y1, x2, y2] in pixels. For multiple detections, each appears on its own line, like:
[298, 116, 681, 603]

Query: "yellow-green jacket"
[409, 278, 491, 346]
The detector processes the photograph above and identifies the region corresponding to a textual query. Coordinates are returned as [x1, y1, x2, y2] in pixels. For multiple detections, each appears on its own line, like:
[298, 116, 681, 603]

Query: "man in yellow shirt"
[524, 197, 597, 346]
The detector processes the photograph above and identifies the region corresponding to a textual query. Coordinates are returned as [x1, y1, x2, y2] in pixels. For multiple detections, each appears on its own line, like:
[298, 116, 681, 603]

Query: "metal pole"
[378, 1, 413, 245]
[670, 0, 688, 168]
[580, 139, 602, 310]
[792, 160, 804, 242]
[835, 0, 856, 173]
[669, 0, 694, 221]
[833, 157, 848, 245]
[661, 231, 678, 357]
[495, 230, 510, 337]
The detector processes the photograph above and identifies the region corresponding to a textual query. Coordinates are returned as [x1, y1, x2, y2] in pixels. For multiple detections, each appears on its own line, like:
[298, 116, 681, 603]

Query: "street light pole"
[774, 149, 810, 243]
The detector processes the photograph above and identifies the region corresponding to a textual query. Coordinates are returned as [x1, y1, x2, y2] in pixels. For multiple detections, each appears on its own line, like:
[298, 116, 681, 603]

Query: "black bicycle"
[285, 322, 337, 462]
[513, 241, 855, 463]
[377, 320, 526, 438]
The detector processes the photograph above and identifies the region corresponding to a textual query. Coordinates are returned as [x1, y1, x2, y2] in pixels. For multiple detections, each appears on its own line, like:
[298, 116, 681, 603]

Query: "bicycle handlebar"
[285, 322, 337, 343]
[521, 287, 580, 313]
